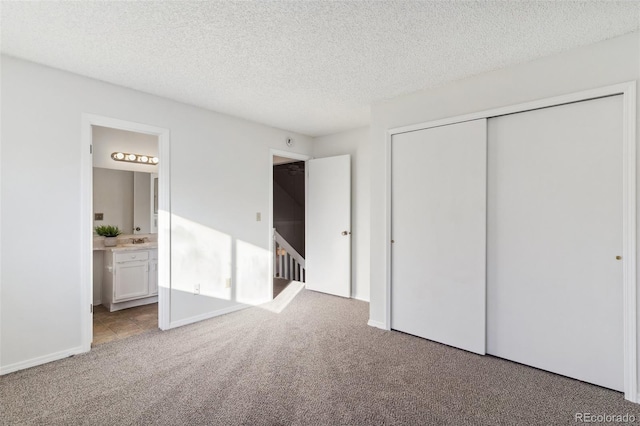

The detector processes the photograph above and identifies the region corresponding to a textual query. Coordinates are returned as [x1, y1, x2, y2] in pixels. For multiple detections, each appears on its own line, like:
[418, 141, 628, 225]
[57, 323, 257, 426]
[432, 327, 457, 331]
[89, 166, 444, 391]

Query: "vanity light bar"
[111, 152, 159, 165]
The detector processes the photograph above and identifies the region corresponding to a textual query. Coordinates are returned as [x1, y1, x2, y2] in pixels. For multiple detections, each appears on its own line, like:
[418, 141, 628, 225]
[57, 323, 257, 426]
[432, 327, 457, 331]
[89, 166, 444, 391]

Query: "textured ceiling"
[2, 1, 639, 137]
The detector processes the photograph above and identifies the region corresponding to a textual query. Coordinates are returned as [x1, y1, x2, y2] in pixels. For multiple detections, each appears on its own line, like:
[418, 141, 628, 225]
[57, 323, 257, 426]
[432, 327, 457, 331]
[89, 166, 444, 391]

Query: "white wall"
[313, 127, 370, 301]
[0, 56, 313, 372]
[93, 168, 134, 233]
[369, 31, 640, 369]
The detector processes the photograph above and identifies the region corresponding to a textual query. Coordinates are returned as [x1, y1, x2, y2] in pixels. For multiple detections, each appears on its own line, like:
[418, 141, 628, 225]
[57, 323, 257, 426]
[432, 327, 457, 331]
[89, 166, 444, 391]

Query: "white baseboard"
[0, 345, 86, 375]
[353, 295, 370, 302]
[168, 304, 248, 329]
[367, 319, 388, 330]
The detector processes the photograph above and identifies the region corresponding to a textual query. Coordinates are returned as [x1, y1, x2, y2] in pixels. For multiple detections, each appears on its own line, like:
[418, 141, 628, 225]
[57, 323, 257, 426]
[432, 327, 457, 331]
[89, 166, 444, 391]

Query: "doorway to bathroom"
[81, 115, 171, 351]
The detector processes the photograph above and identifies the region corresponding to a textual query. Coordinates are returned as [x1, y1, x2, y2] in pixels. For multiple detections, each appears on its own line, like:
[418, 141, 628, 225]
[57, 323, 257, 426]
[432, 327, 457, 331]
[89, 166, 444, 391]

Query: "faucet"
[132, 237, 148, 244]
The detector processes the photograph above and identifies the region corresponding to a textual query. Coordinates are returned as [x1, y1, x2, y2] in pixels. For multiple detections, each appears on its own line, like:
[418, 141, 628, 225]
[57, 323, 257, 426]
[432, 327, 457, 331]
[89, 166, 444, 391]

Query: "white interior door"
[306, 155, 351, 297]
[391, 119, 487, 355]
[487, 95, 623, 391]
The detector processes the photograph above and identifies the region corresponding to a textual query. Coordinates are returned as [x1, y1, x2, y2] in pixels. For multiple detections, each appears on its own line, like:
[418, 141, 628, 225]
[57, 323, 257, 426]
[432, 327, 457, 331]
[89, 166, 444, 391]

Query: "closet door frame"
[382, 81, 637, 402]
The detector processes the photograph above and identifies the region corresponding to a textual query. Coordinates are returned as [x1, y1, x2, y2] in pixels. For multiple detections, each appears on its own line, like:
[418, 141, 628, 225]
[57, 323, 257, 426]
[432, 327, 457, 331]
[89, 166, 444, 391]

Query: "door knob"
[616, 255, 622, 260]
[341, 231, 351, 236]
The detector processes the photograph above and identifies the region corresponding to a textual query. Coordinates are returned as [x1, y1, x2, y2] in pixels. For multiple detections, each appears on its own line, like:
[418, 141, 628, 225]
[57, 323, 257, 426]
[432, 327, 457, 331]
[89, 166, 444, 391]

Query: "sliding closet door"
[391, 119, 487, 355]
[487, 95, 623, 391]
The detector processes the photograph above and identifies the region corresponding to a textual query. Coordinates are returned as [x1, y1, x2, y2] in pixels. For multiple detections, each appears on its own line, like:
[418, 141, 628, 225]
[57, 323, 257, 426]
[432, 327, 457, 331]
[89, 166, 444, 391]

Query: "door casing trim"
[81, 114, 172, 353]
[268, 149, 312, 300]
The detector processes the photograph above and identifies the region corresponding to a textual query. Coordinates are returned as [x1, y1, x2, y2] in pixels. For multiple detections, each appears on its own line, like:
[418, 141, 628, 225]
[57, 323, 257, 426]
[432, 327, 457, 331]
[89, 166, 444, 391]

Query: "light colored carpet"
[1, 289, 639, 425]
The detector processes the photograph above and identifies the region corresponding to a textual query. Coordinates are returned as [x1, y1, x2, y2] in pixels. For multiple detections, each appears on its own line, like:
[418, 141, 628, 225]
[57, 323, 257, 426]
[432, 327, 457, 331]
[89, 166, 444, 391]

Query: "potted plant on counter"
[95, 225, 121, 247]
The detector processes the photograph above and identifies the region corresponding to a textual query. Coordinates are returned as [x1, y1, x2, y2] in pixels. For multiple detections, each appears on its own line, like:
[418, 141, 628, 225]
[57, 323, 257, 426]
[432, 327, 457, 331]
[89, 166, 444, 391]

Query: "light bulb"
[140, 156, 149, 163]
[127, 154, 137, 161]
[115, 152, 124, 160]
[151, 157, 159, 164]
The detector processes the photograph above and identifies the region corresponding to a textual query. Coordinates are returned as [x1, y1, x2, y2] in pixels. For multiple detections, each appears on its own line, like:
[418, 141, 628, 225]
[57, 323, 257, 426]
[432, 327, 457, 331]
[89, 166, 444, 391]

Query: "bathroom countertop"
[93, 243, 158, 252]
[93, 234, 158, 251]
[107, 243, 157, 252]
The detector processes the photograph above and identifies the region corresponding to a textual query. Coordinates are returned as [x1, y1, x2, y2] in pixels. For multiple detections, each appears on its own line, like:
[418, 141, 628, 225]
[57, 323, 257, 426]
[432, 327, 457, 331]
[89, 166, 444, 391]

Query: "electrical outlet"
[94, 213, 104, 221]
[194, 283, 200, 295]
[225, 278, 231, 289]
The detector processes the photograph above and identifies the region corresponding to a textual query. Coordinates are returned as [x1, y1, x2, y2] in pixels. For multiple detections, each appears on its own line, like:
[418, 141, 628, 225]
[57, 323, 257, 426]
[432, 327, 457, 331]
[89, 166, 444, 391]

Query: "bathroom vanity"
[101, 243, 158, 312]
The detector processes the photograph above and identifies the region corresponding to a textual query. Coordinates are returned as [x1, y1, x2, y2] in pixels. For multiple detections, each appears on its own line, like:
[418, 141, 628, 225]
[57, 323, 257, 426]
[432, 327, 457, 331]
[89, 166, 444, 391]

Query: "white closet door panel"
[487, 95, 623, 391]
[391, 119, 487, 355]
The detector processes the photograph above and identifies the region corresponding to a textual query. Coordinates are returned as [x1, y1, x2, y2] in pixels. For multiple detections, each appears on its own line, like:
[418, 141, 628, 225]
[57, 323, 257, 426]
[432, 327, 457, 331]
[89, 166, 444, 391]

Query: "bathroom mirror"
[93, 168, 157, 235]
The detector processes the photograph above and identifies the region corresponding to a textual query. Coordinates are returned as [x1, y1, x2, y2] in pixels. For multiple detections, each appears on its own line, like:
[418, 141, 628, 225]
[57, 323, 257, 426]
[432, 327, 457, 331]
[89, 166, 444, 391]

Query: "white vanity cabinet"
[103, 248, 158, 312]
[114, 251, 149, 301]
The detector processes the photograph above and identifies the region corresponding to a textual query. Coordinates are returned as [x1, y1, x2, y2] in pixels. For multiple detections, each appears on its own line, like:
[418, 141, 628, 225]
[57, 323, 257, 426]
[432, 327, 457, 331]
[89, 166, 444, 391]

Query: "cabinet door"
[149, 259, 158, 296]
[114, 260, 149, 302]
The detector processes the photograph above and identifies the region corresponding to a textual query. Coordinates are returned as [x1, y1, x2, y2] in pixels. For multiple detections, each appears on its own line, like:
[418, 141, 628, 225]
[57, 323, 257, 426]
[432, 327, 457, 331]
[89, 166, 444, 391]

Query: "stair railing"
[273, 228, 305, 282]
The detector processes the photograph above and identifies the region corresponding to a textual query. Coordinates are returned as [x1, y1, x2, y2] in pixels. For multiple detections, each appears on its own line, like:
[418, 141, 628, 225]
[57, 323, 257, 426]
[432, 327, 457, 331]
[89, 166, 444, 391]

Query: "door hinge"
[90, 303, 93, 313]
[90, 144, 93, 154]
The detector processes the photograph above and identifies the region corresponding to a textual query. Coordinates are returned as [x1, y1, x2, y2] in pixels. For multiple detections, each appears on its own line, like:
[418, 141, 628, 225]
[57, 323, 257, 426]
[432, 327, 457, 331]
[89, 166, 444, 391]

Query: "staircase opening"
[272, 155, 306, 298]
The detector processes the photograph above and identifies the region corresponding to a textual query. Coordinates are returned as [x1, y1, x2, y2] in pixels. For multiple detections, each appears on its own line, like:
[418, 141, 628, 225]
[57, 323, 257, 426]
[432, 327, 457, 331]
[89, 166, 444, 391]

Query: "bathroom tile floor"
[92, 303, 158, 346]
